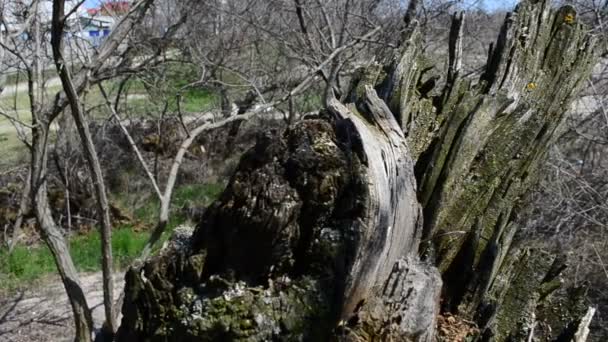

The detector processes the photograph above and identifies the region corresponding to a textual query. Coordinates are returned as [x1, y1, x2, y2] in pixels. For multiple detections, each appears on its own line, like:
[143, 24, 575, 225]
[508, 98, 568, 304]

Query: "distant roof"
[87, 1, 130, 16]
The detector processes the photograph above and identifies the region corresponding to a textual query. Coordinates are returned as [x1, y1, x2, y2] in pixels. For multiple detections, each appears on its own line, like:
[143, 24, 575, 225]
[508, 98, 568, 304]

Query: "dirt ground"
[0, 272, 124, 342]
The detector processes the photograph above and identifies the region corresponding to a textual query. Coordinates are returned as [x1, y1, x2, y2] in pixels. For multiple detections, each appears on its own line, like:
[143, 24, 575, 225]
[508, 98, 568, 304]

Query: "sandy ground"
[0, 272, 124, 342]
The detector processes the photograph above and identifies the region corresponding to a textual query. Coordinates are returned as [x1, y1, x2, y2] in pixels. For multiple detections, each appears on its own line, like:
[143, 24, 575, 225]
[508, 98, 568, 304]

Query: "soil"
[0, 272, 124, 342]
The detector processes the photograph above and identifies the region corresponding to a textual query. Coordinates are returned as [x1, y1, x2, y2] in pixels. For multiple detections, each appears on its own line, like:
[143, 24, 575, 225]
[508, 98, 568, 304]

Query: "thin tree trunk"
[3, 0, 155, 339]
[51, 0, 115, 335]
[30, 122, 94, 342]
[24, 3, 95, 341]
[8, 168, 31, 253]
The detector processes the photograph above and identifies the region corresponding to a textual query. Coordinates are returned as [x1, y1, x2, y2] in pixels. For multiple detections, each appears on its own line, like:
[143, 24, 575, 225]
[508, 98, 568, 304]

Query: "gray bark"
[4, 0, 156, 340]
[26, 4, 95, 341]
[326, 88, 422, 319]
[30, 122, 94, 342]
[116, 1, 598, 341]
[51, 0, 115, 334]
[117, 109, 439, 340]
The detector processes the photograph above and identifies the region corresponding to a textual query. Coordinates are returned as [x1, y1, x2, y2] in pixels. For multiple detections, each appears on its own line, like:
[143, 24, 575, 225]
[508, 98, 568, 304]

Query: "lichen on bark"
[117, 1, 598, 341]
[362, 0, 596, 324]
[118, 119, 356, 341]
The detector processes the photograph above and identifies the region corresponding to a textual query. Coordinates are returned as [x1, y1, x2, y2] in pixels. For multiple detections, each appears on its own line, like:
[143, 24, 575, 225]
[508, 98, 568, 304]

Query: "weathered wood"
[326, 87, 422, 319]
[118, 119, 360, 340]
[117, 103, 437, 340]
[379, 0, 595, 338]
[574, 307, 596, 342]
[416, 2, 595, 315]
[116, 1, 598, 341]
[446, 11, 464, 86]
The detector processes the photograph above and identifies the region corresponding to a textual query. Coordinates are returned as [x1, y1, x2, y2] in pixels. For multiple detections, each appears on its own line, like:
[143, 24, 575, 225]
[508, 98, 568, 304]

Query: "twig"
[592, 243, 608, 281]
[527, 312, 536, 342]
[97, 84, 163, 201]
[0, 110, 36, 129]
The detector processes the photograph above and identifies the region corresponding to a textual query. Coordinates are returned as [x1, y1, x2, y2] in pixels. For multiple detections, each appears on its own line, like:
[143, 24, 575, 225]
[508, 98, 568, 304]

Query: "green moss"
[480, 248, 565, 341]
[406, 97, 438, 160]
[125, 274, 331, 341]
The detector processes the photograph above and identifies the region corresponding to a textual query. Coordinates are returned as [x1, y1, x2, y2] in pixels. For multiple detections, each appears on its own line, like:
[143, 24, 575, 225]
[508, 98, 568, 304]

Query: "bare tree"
[50, 0, 119, 334]
[0, 0, 160, 339]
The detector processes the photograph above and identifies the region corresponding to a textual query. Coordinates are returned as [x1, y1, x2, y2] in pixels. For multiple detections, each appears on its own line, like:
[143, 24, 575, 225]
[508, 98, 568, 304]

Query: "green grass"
[131, 183, 225, 238]
[179, 87, 218, 113]
[122, 82, 218, 116]
[69, 227, 150, 272]
[2, 69, 57, 86]
[173, 183, 225, 208]
[0, 227, 149, 292]
[121, 62, 220, 115]
[0, 183, 225, 292]
[0, 85, 64, 112]
[0, 130, 29, 168]
[0, 62, 220, 169]
[0, 84, 62, 168]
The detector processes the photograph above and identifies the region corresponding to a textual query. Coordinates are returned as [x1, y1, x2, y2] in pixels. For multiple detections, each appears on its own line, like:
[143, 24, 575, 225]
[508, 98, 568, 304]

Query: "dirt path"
[0, 272, 124, 342]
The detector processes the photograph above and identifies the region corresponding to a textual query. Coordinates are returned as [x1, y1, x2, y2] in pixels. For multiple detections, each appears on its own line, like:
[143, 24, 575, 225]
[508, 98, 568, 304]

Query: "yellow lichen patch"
[564, 13, 575, 24]
[526, 82, 537, 91]
[312, 131, 339, 156]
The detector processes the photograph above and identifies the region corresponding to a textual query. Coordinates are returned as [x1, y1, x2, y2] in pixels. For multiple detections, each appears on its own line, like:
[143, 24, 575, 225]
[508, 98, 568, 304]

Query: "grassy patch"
[0, 243, 56, 290]
[179, 87, 218, 113]
[0, 85, 64, 112]
[132, 183, 224, 224]
[0, 63, 220, 169]
[0, 85, 62, 168]
[122, 83, 218, 116]
[81, 71, 219, 120]
[173, 183, 225, 208]
[0, 227, 149, 292]
[0, 183, 224, 292]
[0, 131, 29, 168]
[2, 69, 57, 86]
[69, 227, 149, 272]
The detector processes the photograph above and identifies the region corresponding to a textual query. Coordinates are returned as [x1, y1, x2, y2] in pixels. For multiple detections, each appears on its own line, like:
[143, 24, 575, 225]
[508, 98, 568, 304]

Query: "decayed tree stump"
[116, 1, 597, 341]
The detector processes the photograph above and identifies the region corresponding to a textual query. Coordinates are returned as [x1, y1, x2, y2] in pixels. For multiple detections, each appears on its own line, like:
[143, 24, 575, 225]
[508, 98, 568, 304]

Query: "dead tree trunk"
[117, 1, 597, 341]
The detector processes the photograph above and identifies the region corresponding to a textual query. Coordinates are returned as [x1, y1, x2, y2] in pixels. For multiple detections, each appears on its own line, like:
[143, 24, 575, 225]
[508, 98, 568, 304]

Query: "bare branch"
[98, 84, 163, 201]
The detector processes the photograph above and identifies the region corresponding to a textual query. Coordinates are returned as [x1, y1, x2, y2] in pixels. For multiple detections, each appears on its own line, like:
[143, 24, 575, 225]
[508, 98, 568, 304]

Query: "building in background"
[87, 1, 131, 16]
[76, 15, 114, 46]
[78, 1, 131, 46]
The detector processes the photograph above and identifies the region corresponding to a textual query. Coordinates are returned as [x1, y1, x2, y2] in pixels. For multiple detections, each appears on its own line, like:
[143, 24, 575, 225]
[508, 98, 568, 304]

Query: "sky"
[83, 0, 520, 12]
[455, 0, 519, 11]
[84, 0, 101, 9]
[481, 0, 519, 11]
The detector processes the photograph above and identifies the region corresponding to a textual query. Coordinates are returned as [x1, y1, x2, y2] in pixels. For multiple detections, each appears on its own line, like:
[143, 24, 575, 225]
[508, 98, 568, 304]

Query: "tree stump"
[116, 1, 597, 341]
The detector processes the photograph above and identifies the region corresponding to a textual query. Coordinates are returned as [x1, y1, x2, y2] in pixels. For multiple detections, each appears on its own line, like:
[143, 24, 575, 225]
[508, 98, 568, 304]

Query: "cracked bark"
[117, 1, 597, 341]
